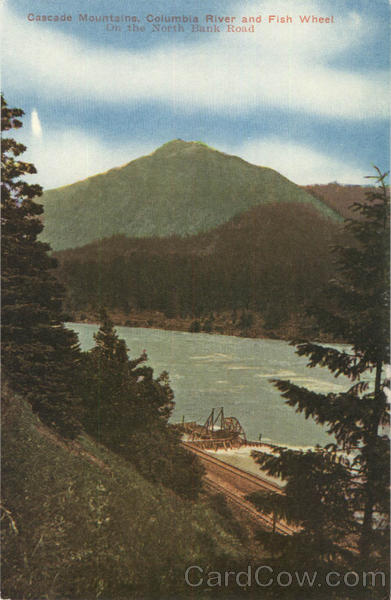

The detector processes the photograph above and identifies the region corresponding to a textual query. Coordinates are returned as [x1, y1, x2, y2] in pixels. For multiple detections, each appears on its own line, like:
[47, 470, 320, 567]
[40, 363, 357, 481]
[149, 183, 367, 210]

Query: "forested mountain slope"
[55, 201, 341, 336]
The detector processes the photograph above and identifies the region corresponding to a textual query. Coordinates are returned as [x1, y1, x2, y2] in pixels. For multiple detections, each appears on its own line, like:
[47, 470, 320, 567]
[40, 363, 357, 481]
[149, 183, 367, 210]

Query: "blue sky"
[2, 0, 390, 189]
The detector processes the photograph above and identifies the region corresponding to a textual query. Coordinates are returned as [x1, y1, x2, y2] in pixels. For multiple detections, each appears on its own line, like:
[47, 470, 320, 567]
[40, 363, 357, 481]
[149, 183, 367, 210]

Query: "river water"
[69, 323, 352, 448]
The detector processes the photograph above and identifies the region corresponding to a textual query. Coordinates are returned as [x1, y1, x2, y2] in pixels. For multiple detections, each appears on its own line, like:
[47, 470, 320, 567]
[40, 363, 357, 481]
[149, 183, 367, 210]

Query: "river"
[69, 323, 352, 448]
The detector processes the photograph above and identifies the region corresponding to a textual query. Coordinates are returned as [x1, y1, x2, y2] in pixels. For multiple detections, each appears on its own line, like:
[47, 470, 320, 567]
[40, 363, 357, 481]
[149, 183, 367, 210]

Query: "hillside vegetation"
[1, 385, 246, 600]
[40, 140, 340, 251]
[56, 202, 341, 337]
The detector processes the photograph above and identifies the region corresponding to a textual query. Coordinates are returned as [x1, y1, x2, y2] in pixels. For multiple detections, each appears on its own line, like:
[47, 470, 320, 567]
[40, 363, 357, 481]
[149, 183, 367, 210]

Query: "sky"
[1, 0, 390, 189]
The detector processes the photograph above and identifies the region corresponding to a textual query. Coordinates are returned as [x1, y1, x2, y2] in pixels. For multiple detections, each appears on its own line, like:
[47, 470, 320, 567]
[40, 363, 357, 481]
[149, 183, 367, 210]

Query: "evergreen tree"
[250, 169, 390, 568]
[1, 97, 81, 435]
[80, 310, 203, 498]
[81, 308, 152, 442]
[249, 448, 356, 566]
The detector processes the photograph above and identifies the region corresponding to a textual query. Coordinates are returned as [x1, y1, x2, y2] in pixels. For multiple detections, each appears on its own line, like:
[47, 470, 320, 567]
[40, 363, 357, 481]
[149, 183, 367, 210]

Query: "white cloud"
[31, 109, 42, 138]
[2, 2, 388, 120]
[216, 137, 367, 184]
[20, 128, 156, 189]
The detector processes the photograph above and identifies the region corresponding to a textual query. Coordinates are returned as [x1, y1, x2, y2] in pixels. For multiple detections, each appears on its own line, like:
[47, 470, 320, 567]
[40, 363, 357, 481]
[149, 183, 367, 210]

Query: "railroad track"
[182, 441, 283, 494]
[182, 442, 295, 536]
[203, 478, 294, 535]
[183, 442, 358, 551]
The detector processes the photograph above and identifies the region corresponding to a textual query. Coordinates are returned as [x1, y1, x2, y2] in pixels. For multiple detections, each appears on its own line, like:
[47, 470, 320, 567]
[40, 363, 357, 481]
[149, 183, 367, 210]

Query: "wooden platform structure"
[180, 407, 247, 450]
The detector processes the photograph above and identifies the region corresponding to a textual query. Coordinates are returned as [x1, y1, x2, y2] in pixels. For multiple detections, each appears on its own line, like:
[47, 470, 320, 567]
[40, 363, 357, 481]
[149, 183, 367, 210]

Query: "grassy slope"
[40, 140, 341, 251]
[1, 387, 246, 600]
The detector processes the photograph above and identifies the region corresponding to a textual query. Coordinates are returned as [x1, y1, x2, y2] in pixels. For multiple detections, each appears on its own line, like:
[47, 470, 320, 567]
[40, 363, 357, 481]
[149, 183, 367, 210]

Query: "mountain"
[55, 201, 341, 337]
[40, 140, 341, 251]
[303, 183, 375, 220]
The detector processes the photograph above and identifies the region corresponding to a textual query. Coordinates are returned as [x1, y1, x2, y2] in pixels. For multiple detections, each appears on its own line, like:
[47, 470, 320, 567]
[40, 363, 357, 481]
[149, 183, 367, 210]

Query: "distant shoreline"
[66, 308, 340, 345]
[66, 308, 288, 341]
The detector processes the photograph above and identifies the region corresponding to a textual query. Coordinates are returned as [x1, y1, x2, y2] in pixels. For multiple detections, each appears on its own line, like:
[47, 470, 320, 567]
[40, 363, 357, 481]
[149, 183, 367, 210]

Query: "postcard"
[1, 0, 390, 598]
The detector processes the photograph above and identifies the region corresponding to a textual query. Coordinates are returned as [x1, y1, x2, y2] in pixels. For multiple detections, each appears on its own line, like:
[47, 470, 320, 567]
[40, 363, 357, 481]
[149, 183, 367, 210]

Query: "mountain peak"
[41, 141, 341, 251]
[153, 139, 214, 156]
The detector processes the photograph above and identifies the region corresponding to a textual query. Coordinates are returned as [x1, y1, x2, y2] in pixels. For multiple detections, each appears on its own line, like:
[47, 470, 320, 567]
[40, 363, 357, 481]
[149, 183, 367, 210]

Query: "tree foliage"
[79, 310, 204, 498]
[1, 96, 81, 435]
[249, 447, 357, 566]
[249, 168, 390, 571]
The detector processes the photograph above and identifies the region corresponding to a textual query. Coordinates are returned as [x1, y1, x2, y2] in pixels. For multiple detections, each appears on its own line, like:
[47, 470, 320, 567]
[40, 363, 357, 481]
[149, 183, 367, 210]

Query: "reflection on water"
[68, 323, 355, 447]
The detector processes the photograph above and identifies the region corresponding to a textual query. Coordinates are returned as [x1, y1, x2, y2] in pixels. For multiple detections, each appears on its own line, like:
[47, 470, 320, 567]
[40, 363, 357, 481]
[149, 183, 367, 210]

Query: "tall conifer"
[80, 310, 203, 498]
[250, 169, 390, 566]
[1, 97, 80, 435]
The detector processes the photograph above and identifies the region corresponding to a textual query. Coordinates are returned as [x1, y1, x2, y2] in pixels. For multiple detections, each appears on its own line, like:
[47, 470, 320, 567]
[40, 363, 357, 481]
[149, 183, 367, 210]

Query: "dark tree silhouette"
[250, 168, 390, 571]
[80, 310, 204, 498]
[1, 97, 81, 435]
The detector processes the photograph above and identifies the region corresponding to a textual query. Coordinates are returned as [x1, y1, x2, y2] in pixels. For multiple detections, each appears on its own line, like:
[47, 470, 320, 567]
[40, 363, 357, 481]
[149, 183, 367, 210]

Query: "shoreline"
[65, 308, 309, 342]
